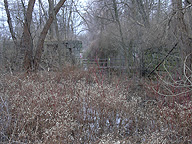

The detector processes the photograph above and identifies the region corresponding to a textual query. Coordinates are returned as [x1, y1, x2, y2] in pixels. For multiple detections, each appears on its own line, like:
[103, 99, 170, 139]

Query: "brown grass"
[0, 66, 191, 143]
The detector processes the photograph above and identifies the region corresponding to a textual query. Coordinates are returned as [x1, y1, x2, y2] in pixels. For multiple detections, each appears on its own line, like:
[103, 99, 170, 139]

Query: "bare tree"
[136, 0, 150, 28]
[48, 0, 56, 40]
[21, 0, 36, 71]
[4, 0, 67, 71]
[33, 0, 67, 70]
[4, 0, 17, 45]
[172, 0, 192, 70]
[112, 0, 130, 70]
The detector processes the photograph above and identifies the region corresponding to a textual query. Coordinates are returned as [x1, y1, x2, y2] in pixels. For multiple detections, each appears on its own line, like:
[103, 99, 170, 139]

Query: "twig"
[148, 42, 178, 78]
[184, 53, 192, 85]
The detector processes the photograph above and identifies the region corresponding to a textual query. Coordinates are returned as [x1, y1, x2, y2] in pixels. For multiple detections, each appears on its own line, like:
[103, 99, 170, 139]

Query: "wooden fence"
[81, 58, 139, 76]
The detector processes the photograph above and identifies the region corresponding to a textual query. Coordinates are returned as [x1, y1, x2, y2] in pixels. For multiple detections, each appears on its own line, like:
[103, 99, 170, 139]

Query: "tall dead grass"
[0, 66, 191, 143]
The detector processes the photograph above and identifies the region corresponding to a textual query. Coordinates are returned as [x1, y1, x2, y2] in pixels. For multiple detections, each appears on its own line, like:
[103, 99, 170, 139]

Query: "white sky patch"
[0, 0, 88, 26]
[0, 4, 7, 26]
[0, 0, 89, 37]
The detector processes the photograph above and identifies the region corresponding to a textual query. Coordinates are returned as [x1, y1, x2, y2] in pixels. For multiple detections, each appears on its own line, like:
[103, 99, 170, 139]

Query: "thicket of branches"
[0, 65, 191, 143]
[0, 0, 192, 74]
[83, 0, 192, 76]
[0, 0, 82, 71]
[0, 0, 192, 143]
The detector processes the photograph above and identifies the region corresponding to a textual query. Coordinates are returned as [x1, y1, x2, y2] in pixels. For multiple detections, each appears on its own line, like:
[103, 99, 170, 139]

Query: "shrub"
[0, 66, 191, 143]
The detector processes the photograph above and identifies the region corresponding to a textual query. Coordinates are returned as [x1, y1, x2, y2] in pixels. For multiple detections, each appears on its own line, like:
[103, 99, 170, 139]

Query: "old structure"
[42, 40, 82, 70]
[0, 40, 82, 71]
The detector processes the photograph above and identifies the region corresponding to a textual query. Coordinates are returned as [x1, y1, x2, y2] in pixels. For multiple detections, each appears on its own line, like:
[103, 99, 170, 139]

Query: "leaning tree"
[4, 0, 67, 71]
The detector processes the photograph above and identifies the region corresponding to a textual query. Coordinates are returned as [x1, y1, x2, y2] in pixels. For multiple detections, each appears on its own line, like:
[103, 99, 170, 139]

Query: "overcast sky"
[0, 0, 88, 30]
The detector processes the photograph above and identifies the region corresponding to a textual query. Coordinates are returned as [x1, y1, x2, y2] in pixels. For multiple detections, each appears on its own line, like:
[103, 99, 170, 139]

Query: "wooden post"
[58, 41, 62, 69]
[108, 57, 111, 79]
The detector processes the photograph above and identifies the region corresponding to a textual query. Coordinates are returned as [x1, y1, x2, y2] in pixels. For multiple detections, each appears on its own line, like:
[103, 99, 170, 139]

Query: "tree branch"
[148, 42, 178, 78]
[34, 0, 67, 70]
[4, 0, 17, 45]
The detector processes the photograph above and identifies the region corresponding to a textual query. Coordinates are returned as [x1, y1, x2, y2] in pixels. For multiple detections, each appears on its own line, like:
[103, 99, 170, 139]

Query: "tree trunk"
[48, 0, 56, 39]
[136, 0, 150, 28]
[21, 0, 36, 72]
[4, 0, 17, 45]
[135, 0, 150, 76]
[173, 0, 192, 71]
[112, 0, 129, 72]
[4, 0, 66, 72]
[34, 0, 67, 71]
[157, 0, 161, 23]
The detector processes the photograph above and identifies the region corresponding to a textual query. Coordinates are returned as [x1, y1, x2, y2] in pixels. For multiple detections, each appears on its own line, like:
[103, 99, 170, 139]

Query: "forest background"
[0, 0, 192, 143]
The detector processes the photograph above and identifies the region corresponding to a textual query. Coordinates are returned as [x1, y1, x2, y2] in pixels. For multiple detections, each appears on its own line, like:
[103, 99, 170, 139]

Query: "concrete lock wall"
[42, 40, 82, 70]
[0, 40, 83, 71]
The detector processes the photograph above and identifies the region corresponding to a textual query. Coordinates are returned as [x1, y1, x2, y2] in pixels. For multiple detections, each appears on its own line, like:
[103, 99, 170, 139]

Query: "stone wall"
[0, 40, 83, 71]
[42, 40, 82, 70]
